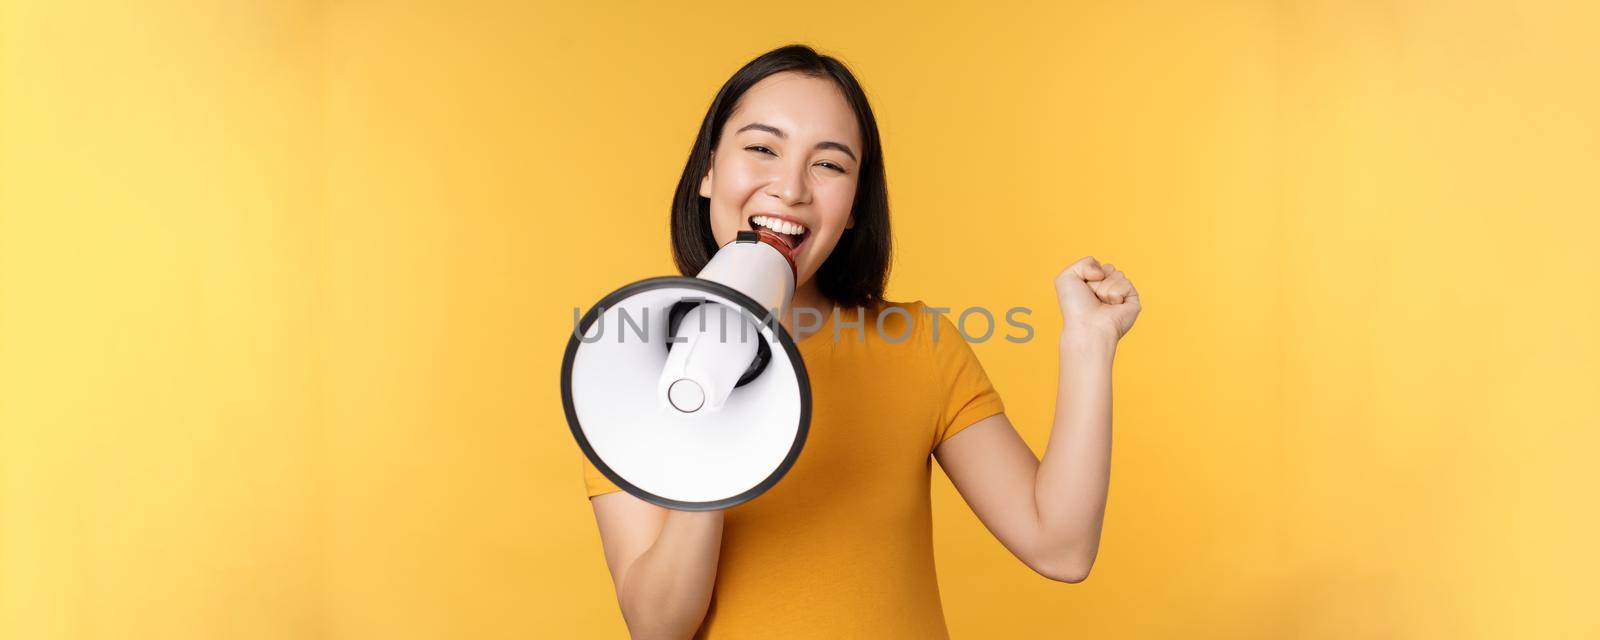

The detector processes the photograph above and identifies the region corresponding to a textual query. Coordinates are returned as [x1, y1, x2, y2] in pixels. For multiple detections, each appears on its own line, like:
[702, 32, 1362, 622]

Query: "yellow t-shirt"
[581, 299, 1005, 638]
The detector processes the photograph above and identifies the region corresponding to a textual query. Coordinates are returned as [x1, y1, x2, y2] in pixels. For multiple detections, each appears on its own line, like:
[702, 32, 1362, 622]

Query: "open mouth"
[747, 214, 810, 252]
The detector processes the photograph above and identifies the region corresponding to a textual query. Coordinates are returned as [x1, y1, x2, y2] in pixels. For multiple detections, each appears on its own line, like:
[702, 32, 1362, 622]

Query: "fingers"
[1089, 266, 1135, 304]
[1057, 256, 1139, 311]
[1056, 256, 1106, 290]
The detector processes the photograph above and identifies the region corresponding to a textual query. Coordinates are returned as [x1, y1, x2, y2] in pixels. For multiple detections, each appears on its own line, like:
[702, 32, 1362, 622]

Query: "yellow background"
[3, 1, 1596, 637]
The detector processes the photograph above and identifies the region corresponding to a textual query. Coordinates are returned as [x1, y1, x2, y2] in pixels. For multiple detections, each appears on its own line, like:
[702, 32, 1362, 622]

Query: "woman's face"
[700, 71, 863, 291]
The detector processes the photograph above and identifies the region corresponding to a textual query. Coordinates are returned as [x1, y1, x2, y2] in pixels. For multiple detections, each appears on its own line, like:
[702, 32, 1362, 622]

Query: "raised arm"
[932, 256, 1139, 583]
[591, 491, 725, 638]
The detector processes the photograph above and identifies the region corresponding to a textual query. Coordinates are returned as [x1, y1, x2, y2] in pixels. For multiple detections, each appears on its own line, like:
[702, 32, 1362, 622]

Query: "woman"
[581, 44, 1141, 639]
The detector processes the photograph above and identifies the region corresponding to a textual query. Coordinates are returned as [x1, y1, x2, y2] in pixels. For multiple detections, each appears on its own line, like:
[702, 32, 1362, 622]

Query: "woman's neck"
[784, 281, 834, 341]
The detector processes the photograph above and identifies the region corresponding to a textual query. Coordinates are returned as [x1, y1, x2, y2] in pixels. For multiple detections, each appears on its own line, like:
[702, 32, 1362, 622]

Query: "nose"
[764, 157, 811, 206]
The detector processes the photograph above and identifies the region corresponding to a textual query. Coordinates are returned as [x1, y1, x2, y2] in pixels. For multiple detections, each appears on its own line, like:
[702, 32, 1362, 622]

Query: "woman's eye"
[745, 145, 775, 156]
[817, 162, 846, 173]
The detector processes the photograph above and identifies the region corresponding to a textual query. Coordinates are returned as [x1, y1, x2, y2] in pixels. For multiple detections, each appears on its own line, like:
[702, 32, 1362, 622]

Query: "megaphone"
[561, 228, 811, 511]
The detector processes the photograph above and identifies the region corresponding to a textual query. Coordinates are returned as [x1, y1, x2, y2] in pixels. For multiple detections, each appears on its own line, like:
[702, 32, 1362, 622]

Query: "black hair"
[670, 44, 891, 309]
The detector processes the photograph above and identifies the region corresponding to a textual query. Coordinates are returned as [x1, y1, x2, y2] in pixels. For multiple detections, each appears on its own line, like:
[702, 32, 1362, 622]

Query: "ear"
[697, 153, 715, 198]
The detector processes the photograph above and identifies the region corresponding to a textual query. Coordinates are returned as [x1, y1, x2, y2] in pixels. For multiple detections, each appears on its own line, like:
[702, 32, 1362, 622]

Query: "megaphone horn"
[562, 229, 812, 510]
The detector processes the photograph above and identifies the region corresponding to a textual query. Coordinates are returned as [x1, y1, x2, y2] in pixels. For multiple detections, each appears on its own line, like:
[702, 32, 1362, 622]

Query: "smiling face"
[698, 71, 863, 293]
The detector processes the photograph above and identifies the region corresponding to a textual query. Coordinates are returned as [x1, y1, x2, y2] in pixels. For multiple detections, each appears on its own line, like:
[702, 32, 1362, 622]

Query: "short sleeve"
[581, 453, 622, 498]
[927, 306, 1006, 449]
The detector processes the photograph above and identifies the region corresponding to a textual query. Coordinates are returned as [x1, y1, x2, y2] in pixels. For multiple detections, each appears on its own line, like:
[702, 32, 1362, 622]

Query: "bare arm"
[591, 491, 724, 639]
[933, 340, 1114, 583]
[932, 256, 1138, 583]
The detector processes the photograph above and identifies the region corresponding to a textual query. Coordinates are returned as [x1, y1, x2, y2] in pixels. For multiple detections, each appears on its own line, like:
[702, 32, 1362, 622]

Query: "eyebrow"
[735, 122, 858, 162]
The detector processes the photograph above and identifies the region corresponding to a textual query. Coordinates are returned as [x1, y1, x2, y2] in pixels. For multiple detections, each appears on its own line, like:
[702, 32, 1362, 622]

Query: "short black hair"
[670, 44, 892, 309]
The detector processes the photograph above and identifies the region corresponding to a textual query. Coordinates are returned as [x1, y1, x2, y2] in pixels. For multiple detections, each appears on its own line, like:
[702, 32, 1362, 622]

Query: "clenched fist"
[1055, 256, 1141, 346]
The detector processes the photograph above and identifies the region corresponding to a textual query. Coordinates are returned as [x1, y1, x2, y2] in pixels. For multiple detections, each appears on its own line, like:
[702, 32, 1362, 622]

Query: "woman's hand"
[1055, 256, 1141, 347]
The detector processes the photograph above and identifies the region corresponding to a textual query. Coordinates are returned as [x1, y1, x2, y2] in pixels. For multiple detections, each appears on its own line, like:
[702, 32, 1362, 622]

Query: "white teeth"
[752, 215, 807, 237]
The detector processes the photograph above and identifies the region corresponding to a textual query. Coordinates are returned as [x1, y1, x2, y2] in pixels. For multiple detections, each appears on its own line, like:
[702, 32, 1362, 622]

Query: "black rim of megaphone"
[561, 275, 812, 512]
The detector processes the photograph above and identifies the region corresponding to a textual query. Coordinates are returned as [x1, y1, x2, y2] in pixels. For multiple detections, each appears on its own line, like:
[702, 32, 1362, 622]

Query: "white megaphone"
[562, 228, 811, 510]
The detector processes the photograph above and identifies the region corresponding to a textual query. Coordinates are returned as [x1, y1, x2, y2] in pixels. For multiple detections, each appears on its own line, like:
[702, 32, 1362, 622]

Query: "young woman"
[581, 45, 1141, 639]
